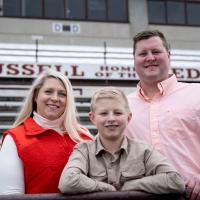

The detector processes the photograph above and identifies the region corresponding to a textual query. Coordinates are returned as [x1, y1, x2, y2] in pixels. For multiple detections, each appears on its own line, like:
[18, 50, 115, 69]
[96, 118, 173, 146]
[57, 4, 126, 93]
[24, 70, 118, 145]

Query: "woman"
[0, 69, 93, 194]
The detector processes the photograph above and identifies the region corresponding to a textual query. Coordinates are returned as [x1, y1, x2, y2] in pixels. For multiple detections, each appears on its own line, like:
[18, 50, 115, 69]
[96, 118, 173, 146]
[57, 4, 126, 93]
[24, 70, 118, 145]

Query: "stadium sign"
[0, 62, 200, 82]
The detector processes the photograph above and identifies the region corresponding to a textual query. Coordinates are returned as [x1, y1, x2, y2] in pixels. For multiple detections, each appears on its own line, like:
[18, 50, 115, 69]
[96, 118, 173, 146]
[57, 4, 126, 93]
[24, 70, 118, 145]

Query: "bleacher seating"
[0, 43, 136, 137]
[0, 85, 134, 136]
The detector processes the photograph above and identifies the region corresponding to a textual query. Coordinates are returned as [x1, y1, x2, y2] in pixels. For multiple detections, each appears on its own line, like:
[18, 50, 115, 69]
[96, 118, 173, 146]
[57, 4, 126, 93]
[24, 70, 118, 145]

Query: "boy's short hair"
[90, 87, 130, 112]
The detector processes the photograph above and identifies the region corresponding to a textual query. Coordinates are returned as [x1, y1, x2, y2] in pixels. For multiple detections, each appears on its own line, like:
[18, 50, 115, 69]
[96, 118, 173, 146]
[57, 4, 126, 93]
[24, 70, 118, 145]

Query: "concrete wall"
[0, 17, 132, 47]
[0, 0, 200, 49]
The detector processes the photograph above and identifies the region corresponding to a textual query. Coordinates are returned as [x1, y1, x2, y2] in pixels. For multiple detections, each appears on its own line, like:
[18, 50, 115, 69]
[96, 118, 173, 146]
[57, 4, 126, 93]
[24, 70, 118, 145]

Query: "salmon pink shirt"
[125, 74, 200, 183]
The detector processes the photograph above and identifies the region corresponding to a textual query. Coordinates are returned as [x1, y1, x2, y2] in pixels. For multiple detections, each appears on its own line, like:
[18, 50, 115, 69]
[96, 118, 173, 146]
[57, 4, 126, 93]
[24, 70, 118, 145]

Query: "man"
[125, 30, 200, 200]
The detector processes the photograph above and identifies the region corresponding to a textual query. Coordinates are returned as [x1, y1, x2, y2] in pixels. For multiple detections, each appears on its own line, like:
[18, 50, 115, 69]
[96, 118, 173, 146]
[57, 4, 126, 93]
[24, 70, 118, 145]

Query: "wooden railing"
[0, 192, 185, 200]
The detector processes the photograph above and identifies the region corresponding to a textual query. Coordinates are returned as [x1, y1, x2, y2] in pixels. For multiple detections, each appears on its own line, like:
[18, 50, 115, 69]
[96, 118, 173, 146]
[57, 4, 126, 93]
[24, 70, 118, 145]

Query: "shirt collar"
[120, 136, 129, 155]
[95, 135, 128, 155]
[33, 111, 65, 135]
[24, 117, 61, 136]
[137, 74, 177, 101]
[23, 117, 49, 135]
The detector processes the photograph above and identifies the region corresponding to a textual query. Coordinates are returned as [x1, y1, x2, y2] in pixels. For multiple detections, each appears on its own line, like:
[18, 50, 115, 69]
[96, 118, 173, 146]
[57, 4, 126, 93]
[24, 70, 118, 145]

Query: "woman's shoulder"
[78, 126, 95, 141]
[4, 122, 26, 136]
[80, 133, 94, 141]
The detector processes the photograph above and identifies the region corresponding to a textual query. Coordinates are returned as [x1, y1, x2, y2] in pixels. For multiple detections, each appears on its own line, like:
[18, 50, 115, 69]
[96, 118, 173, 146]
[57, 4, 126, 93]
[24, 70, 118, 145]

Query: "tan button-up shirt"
[59, 136, 185, 194]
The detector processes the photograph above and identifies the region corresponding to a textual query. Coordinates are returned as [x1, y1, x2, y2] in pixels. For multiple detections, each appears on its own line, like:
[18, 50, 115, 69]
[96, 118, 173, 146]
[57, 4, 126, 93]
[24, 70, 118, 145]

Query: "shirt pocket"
[162, 107, 198, 139]
[121, 161, 145, 183]
[89, 161, 107, 182]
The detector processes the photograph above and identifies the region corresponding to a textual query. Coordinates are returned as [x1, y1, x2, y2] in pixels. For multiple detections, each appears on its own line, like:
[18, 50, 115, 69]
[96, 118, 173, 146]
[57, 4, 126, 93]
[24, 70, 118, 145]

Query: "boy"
[58, 87, 185, 194]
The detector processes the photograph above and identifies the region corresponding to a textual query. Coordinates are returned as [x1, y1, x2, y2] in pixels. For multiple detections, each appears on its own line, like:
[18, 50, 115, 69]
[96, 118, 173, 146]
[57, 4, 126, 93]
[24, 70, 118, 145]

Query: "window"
[1, 0, 128, 23]
[148, 0, 200, 26]
[22, 0, 42, 17]
[108, 0, 128, 22]
[148, 0, 165, 24]
[187, 2, 200, 25]
[66, 0, 86, 20]
[167, 1, 185, 24]
[88, 0, 106, 20]
[44, 0, 64, 19]
[3, 0, 21, 17]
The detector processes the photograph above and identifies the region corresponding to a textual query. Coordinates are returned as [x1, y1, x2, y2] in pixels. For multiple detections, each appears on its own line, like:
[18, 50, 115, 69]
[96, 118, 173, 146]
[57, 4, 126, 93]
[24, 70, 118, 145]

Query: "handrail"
[0, 192, 185, 200]
[0, 43, 133, 64]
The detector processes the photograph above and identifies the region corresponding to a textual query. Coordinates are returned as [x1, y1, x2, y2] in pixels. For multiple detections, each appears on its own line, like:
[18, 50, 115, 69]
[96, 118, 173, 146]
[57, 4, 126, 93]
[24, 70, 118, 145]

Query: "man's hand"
[186, 176, 200, 200]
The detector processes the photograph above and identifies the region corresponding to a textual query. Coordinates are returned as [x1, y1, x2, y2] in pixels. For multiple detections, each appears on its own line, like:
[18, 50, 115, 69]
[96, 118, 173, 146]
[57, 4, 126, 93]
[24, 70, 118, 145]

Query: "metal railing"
[0, 42, 200, 65]
[0, 192, 185, 200]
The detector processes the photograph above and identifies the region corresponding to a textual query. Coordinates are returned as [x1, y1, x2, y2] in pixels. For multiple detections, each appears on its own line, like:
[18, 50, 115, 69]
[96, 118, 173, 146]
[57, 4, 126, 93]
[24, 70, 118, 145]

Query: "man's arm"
[186, 175, 200, 200]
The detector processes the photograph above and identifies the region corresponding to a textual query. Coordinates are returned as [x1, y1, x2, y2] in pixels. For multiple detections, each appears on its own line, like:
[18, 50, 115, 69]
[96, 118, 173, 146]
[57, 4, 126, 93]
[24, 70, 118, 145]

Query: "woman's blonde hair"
[90, 87, 130, 113]
[13, 69, 92, 141]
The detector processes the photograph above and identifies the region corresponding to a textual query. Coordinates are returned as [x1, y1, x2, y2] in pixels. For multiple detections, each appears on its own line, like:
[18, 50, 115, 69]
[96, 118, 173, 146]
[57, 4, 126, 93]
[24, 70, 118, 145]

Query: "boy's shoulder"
[74, 139, 96, 152]
[126, 137, 153, 154]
